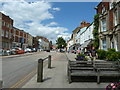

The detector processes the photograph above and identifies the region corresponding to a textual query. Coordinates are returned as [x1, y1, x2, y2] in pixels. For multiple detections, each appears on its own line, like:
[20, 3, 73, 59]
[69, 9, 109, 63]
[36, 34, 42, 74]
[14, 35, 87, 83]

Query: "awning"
[80, 40, 92, 48]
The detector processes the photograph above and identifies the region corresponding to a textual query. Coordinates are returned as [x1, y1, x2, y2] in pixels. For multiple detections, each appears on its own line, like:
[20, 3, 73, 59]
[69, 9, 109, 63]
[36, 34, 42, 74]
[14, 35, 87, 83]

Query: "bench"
[68, 60, 97, 83]
[67, 60, 120, 84]
[94, 61, 120, 84]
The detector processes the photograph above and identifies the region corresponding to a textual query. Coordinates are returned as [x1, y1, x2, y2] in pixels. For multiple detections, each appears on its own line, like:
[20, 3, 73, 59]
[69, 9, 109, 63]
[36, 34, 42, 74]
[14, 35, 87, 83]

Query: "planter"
[76, 56, 85, 61]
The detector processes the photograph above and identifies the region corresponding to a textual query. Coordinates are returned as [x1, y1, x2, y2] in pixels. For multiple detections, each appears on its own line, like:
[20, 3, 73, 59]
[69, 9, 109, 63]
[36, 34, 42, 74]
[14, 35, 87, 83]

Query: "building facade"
[74, 21, 91, 50]
[96, 1, 120, 51]
[79, 23, 94, 50]
[36, 36, 50, 50]
[0, 12, 13, 49]
[12, 27, 28, 48]
[67, 38, 74, 51]
[27, 33, 33, 48]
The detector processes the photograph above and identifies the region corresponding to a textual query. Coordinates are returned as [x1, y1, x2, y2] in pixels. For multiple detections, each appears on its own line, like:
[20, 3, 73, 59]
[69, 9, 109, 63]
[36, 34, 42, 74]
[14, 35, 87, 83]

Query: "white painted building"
[67, 39, 74, 51]
[38, 39, 49, 50]
[75, 23, 94, 50]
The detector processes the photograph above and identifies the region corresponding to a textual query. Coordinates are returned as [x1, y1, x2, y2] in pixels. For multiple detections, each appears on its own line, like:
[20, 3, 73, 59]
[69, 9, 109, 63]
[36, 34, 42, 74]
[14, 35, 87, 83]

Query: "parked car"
[24, 48, 32, 53]
[0, 49, 2, 56]
[46, 49, 50, 52]
[12, 47, 25, 54]
[2, 49, 11, 56]
[31, 48, 37, 52]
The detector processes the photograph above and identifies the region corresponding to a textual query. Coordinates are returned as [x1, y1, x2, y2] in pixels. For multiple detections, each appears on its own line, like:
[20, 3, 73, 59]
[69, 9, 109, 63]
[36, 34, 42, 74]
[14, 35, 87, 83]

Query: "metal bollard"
[37, 59, 43, 82]
[48, 55, 51, 69]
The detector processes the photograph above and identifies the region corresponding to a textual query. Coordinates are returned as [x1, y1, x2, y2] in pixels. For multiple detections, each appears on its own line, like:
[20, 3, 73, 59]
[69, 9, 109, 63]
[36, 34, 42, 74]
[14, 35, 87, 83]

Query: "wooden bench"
[68, 60, 120, 84]
[68, 60, 97, 83]
[94, 61, 120, 84]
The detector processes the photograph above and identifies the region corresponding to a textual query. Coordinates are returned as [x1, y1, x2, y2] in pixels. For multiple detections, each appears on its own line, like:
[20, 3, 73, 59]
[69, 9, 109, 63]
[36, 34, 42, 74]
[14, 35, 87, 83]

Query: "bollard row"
[37, 55, 51, 82]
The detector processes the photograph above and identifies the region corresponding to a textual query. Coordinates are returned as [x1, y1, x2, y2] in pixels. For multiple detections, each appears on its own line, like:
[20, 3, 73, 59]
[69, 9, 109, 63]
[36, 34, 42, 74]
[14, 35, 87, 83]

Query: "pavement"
[1, 51, 42, 58]
[22, 52, 109, 88]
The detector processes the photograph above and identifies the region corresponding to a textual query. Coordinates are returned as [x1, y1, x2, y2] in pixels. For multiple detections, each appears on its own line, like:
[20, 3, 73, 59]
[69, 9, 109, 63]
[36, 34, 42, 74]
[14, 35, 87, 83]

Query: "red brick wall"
[109, 10, 113, 30]
[97, 2, 109, 14]
[2, 13, 13, 40]
[97, 2, 114, 30]
[20, 31, 23, 37]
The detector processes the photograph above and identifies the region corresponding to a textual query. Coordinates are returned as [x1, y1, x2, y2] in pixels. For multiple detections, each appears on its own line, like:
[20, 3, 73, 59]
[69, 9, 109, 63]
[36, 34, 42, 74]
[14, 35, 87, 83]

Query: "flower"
[112, 86, 116, 89]
[111, 83, 114, 86]
[106, 82, 120, 90]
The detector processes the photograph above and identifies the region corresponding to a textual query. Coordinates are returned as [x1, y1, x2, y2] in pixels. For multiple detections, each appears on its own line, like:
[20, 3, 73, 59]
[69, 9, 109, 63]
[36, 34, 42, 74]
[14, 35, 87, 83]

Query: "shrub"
[117, 52, 120, 59]
[97, 49, 107, 60]
[106, 49, 119, 61]
[106, 52, 119, 61]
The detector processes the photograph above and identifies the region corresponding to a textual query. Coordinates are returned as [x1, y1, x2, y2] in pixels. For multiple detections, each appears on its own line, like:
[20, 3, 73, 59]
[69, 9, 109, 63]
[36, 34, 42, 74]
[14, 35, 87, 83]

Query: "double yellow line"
[9, 55, 54, 89]
[9, 68, 37, 89]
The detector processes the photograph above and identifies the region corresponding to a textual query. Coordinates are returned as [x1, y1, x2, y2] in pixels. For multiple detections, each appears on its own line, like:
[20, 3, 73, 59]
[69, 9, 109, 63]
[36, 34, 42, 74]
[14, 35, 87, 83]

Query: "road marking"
[9, 68, 37, 89]
[9, 59, 49, 89]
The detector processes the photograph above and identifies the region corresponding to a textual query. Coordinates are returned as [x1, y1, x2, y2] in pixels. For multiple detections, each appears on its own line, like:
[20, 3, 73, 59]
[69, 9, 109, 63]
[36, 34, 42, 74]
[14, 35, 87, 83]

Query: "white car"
[24, 48, 32, 53]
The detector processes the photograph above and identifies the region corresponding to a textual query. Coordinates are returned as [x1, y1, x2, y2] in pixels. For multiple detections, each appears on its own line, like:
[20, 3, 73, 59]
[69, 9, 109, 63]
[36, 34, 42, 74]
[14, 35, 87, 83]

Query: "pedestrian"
[90, 46, 98, 61]
[68, 49, 70, 53]
[77, 49, 81, 54]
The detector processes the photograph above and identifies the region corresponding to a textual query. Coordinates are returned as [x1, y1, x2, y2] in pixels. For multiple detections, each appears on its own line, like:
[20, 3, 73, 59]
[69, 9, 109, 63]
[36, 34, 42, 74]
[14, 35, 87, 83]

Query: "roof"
[80, 40, 92, 48]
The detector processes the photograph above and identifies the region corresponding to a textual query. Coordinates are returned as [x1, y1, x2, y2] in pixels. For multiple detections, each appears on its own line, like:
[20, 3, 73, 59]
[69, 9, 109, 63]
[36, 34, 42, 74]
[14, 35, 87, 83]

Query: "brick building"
[0, 12, 13, 49]
[36, 36, 50, 50]
[12, 27, 28, 48]
[27, 33, 33, 48]
[96, 1, 120, 51]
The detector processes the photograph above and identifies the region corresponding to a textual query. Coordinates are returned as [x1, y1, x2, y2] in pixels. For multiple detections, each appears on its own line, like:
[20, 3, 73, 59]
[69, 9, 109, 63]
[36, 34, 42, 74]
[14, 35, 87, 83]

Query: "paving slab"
[22, 52, 109, 88]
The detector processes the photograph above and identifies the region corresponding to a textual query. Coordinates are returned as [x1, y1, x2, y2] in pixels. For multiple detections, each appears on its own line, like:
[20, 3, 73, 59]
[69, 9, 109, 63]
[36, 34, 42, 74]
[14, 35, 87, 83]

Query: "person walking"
[77, 49, 81, 54]
[90, 46, 98, 61]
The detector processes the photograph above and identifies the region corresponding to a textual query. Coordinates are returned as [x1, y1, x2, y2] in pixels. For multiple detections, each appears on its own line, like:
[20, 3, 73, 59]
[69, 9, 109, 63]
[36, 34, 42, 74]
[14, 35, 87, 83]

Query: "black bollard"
[37, 59, 43, 82]
[48, 55, 51, 69]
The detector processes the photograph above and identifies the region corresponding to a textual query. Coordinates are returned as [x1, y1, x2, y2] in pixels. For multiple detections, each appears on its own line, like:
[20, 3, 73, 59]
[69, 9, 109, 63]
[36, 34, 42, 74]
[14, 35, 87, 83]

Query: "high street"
[2, 51, 56, 88]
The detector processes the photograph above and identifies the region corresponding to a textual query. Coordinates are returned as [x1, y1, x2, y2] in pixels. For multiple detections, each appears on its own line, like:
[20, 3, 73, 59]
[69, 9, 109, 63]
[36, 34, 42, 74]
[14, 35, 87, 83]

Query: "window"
[10, 25, 12, 29]
[102, 39, 107, 50]
[9, 32, 12, 39]
[114, 10, 117, 26]
[101, 18, 107, 32]
[102, 7, 106, 14]
[6, 30, 9, 38]
[2, 21, 5, 26]
[1, 30, 4, 37]
[111, 41, 114, 49]
[109, 2, 113, 10]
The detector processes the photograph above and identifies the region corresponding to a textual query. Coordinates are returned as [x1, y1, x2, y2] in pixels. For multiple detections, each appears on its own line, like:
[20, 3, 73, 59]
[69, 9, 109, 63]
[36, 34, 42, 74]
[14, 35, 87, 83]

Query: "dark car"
[46, 49, 50, 52]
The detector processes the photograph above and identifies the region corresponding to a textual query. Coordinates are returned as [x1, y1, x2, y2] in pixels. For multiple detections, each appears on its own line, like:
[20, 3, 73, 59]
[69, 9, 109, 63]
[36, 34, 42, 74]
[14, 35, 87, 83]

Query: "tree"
[56, 37, 67, 49]
[93, 14, 99, 49]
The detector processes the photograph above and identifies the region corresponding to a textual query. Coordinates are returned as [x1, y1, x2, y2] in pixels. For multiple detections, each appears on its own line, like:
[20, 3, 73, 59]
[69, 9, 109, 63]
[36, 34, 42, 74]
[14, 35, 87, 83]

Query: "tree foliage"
[93, 14, 99, 49]
[56, 37, 67, 49]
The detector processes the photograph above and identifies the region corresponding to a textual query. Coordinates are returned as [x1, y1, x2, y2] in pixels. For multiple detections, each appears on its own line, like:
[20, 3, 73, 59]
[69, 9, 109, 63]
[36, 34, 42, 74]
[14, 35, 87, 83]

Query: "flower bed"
[106, 82, 120, 90]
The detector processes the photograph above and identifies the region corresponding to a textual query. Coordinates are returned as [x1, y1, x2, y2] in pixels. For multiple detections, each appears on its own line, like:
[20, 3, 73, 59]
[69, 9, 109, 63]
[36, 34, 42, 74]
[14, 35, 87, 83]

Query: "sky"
[0, 1, 99, 43]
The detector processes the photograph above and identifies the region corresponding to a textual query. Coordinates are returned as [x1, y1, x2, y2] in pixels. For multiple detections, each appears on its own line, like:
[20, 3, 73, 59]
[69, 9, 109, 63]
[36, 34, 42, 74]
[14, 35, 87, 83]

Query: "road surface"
[2, 51, 56, 88]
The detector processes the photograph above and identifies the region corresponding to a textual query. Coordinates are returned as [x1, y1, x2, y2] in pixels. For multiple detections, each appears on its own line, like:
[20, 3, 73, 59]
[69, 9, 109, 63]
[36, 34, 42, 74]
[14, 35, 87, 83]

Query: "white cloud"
[52, 7, 60, 11]
[46, 22, 58, 26]
[0, 1, 70, 43]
